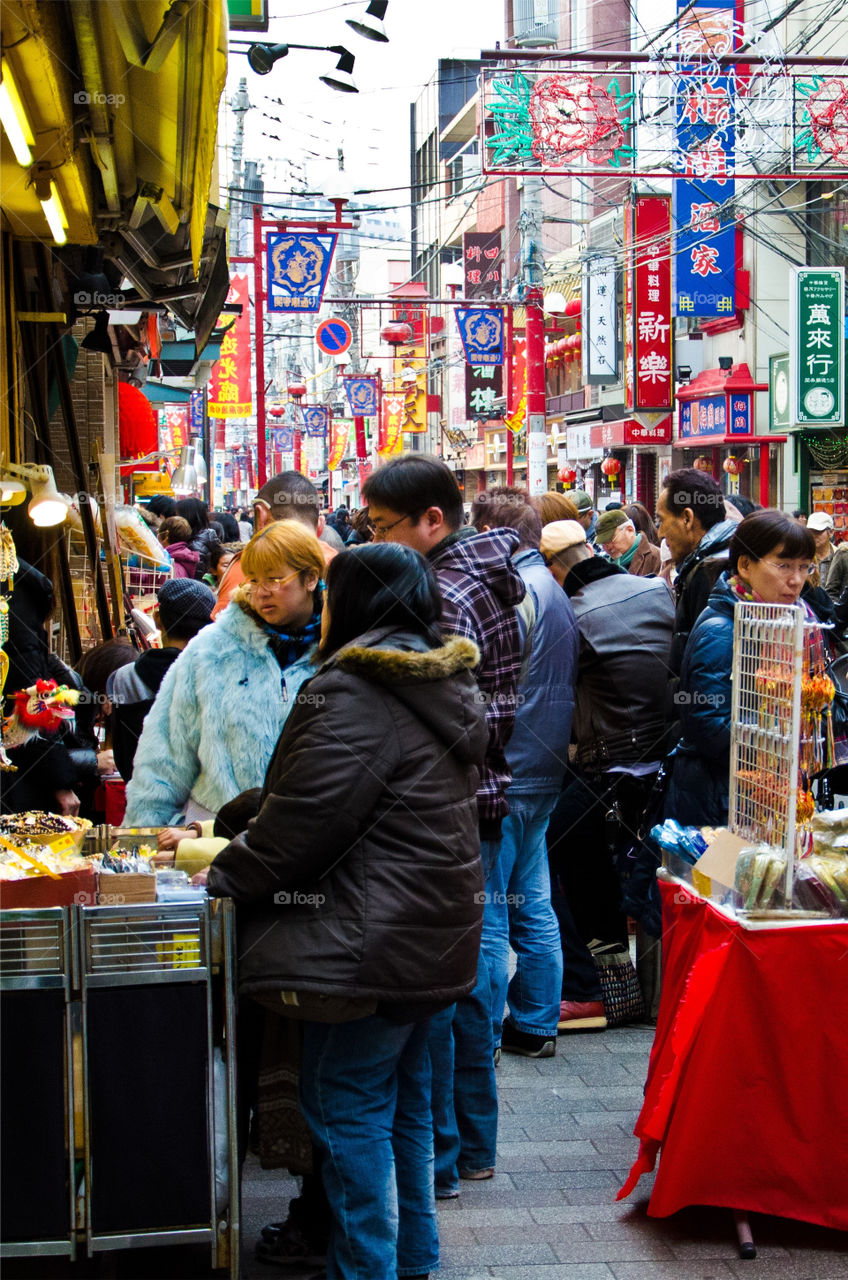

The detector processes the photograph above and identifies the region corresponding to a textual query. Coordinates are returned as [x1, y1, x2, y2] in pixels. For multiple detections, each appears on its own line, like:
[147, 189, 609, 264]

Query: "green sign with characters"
[789, 267, 845, 426]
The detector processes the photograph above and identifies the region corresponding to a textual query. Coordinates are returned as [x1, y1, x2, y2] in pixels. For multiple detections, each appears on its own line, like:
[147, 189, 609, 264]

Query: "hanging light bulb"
[171, 446, 199, 495]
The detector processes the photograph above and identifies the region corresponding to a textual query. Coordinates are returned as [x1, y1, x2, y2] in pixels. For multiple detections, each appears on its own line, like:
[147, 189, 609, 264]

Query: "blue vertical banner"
[266, 232, 338, 313]
[189, 388, 205, 436]
[344, 376, 379, 417]
[455, 308, 505, 366]
[673, 0, 736, 317]
[302, 405, 331, 437]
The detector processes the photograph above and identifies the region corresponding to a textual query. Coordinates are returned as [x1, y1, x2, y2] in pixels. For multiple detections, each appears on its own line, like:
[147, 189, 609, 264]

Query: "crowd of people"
[0, 459, 835, 1279]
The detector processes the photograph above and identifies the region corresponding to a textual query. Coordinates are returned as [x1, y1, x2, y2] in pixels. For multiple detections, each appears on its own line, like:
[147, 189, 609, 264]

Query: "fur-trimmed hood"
[313, 627, 487, 766]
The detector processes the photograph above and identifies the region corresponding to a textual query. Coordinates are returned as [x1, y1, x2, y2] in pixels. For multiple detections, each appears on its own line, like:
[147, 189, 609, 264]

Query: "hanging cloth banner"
[272, 427, 295, 452]
[327, 420, 351, 471]
[208, 275, 253, 417]
[302, 405, 331, 437]
[266, 232, 338, 313]
[344, 376, 379, 417]
[379, 393, 405, 456]
[455, 308, 505, 367]
[672, 0, 736, 317]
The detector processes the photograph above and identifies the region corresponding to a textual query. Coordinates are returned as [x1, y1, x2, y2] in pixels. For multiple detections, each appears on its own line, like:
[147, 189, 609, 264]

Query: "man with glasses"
[363, 455, 526, 1195]
[656, 468, 737, 676]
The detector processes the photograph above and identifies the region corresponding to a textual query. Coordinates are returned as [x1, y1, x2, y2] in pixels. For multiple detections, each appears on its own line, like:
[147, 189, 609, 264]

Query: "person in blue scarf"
[124, 521, 326, 827]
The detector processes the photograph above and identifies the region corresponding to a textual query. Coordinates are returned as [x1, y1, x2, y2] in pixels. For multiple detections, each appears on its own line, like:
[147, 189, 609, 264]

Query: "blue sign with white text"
[456, 308, 505, 367]
[266, 232, 338, 313]
[679, 395, 727, 438]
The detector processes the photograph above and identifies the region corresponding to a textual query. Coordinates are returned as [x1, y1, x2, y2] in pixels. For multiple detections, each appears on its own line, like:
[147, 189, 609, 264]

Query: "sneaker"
[500, 1020, 556, 1058]
[493, 1046, 501, 1066]
[459, 1166, 494, 1180]
[255, 1220, 327, 1267]
[557, 1000, 607, 1032]
[435, 1184, 460, 1200]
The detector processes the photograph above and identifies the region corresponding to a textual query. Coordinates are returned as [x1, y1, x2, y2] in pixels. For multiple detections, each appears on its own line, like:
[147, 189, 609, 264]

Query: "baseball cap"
[540, 520, 587, 560]
[157, 578, 215, 640]
[807, 511, 834, 532]
[569, 489, 594, 515]
[595, 508, 630, 545]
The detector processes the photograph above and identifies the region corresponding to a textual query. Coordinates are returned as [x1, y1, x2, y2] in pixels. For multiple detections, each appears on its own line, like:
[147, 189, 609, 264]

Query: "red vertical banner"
[380, 393, 405, 456]
[208, 275, 253, 418]
[631, 196, 673, 411]
[624, 206, 635, 410]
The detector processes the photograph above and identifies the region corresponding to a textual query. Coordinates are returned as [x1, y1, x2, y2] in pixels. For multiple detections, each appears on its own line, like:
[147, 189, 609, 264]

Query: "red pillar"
[252, 205, 267, 487]
[759, 442, 770, 508]
[293, 428, 302, 475]
[525, 287, 546, 420]
[354, 416, 370, 491]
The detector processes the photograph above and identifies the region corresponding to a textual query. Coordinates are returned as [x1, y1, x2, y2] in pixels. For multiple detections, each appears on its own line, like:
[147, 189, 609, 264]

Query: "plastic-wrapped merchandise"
[650, 820, 708, 866]
[793, 860, 843, 914]
[733, 844, 786, 911]
[807, 855, 848, 912]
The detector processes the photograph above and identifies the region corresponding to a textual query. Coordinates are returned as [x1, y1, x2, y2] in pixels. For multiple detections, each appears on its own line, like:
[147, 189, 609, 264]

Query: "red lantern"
[287, 383, 307, 400]
[381, 321, 414, 346]
[601, 456, 621, 478]
[558, 466, 577, 486]
[118, 382, 157, 459]
[564, 298, 581, 317]
[269, 406, 286, 418]
[723, 456, 740, 476]
[693, 456, 712, 473]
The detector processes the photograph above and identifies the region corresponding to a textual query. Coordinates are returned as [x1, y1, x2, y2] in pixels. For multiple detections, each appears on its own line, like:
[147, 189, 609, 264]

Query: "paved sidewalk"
[239, 1023, 848, 1280]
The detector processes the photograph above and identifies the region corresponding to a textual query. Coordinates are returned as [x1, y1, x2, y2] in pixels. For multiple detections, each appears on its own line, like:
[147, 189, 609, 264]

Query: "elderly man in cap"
[595, 509, 662, 577]
[539, 520, 674, 1031]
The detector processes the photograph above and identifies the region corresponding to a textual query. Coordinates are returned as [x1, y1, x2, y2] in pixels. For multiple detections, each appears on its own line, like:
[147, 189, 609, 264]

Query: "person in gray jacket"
[540, 520, 674, 1032]
[471, 489, 579, 1059]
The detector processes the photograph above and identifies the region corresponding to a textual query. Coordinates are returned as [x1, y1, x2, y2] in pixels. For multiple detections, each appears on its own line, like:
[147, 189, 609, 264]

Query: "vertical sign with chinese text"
[463, 231, 503, 300]
[466, 363, 504, 420]
[582, 255, 617, 383]
[207, 275, 252, 417]
[629, 197, 673, 411]
[790, 267, 845, 426]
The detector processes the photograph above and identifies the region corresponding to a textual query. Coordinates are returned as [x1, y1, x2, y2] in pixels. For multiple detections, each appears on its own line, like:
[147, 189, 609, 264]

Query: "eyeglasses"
[246, 571, 300, 592]
[761, 559, 816, 578]
[367, 513, 413, 540]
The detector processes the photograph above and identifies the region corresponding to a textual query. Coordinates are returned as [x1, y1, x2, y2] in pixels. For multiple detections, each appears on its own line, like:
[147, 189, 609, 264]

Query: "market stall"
[619, 600, 848, 1253]
[0, 818, 239, 1276]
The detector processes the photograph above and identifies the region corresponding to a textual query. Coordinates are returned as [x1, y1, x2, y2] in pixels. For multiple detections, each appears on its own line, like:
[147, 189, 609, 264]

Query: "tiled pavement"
[238, 1023, 848, 1280]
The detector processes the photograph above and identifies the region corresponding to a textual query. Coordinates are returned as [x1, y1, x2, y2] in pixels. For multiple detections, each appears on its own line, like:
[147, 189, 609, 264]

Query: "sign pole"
[252, 203, 268, 487]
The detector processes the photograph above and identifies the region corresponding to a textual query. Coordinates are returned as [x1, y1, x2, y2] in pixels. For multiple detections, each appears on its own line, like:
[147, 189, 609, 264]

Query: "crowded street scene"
[1, 1, 847, 1278]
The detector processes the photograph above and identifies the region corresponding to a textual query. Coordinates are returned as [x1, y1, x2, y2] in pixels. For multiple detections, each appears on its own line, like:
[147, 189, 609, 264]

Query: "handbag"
[589, 940, 646, 1027]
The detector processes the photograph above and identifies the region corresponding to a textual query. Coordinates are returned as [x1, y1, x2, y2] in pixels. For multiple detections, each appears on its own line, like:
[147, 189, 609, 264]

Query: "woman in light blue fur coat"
[124, 522, 327, 827]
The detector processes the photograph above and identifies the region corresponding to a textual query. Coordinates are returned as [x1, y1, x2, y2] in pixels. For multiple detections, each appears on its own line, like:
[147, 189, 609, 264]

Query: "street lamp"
[246, 42, 359, 92]
[346, 1, 389, 42]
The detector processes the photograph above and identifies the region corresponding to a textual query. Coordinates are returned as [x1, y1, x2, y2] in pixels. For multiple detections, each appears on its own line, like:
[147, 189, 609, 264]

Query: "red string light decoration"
[118, 382, 157, 459]
[529, 75, 628, 166]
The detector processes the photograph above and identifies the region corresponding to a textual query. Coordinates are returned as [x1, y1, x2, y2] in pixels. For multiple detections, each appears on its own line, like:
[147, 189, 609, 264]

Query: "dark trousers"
[547, 768, 651, 1002]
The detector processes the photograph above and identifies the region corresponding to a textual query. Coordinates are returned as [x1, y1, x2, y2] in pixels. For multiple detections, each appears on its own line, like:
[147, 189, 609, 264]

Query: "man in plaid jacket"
[364, 455, 526, 1194]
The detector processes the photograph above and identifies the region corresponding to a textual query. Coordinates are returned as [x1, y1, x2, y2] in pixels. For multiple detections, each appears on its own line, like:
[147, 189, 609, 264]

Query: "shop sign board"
[208, 275, 252, 417]
[626, 196, 674, 411]
[623, 415, 673, 445]
[728, 393, 751, 436]
[680, 394, 727, 438]
[789, 267, 845, 425]
[465, 362, 504, 419]
[582, 255, 618, 383]
[528, 428, 549, 495]
[266, 232, 338, 312]
[228, 0, 268, 30]
[770, 353, 790, 430]
[463, 232, 503, 299]
[455, 308, 505, 366]
[566, 424, 604, 461]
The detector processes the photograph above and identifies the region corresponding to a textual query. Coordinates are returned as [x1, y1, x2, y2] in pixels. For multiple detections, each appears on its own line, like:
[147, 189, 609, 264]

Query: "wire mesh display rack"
[0, 899, 239, 1276]
[64, 528, 171, 652]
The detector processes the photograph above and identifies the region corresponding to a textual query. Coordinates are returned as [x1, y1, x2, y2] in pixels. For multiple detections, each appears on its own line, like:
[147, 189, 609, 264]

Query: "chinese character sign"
[465, 363, 504, 420]
[679, 395, 727, 439]
[189, 389, 204, 436]
[327, 420, 351, 471]
[463, 232, 503, 300]
[790, 267, 845, 425]
[380, 394, 405, 457]
[629, 197, 673, 411]
[456, 308, 505, 366]
[208, 275, 252, 417]
[266, 232, 338, 313]
[344, 377, 379, 418]
[582, 256, 617, 383]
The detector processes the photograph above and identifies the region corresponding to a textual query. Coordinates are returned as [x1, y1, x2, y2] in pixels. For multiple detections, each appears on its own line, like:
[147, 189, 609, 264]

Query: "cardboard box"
[96, 872, 156, 906]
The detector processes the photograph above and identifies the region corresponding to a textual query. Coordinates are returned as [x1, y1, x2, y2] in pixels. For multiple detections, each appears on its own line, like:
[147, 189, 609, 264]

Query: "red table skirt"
[619, 879, 848, 1231]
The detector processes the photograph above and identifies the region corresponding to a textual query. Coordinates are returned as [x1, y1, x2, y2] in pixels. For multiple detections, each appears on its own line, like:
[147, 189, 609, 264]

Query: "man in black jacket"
[108, 579, 214, 780]
[656, 468, 737, 675]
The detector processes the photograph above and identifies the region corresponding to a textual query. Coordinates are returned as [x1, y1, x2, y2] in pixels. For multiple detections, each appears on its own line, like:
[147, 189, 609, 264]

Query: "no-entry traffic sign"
[315, 318, 352, 355]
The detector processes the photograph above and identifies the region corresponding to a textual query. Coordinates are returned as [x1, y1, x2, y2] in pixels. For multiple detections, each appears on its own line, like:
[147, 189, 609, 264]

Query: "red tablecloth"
[619, 878, 848, 1230]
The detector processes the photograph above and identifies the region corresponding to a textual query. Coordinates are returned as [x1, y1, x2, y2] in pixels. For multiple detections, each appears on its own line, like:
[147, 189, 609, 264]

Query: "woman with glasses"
[205, 543, 488, 1280]
[665, 510, 816, 828]
[124, 521, 325, 826]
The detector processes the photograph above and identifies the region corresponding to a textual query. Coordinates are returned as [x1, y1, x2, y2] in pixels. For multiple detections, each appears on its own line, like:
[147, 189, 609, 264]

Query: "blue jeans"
[430, 837, 500, 1193]
[299, 1014, 438, 1280]
[481, 791, 563, 1041]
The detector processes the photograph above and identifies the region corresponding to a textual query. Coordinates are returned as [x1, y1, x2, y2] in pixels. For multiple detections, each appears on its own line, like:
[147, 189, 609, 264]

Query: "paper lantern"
[723, 455, 740, 476]
[381, 321, 414, 346]
[558, 467, 577, 485]
[287, 383, 307, 400]
[694, 456, 712, 472]
[118, 382, 157, 459]
[601, 456, 622, 478]
[269, 406, 286, 418]
[564, 298, 581, 317]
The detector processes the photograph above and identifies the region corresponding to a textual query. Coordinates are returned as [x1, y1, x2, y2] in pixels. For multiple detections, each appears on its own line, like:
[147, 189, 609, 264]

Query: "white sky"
[225, 0, 503, 216]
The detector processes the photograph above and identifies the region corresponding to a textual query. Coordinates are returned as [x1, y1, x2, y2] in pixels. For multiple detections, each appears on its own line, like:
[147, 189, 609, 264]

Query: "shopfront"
[796, 429, 848, 534]
[675, 365, 786, 507]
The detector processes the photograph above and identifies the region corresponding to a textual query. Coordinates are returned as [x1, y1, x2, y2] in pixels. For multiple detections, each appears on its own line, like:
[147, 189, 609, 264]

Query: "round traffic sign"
[316, 318, 352, 355]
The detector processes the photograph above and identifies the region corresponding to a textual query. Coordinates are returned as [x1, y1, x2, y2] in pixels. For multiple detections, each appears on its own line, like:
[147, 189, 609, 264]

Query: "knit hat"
[156, 578, 215, 640]
[539, 520, 587, 558]
[807, 511, 834, 532]
[569, 489, 594, 515]
[595, 508, 631, 545]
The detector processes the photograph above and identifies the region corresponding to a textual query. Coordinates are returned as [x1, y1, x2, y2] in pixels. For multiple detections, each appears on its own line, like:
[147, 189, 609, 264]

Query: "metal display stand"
[0, 898, 239, 1277]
